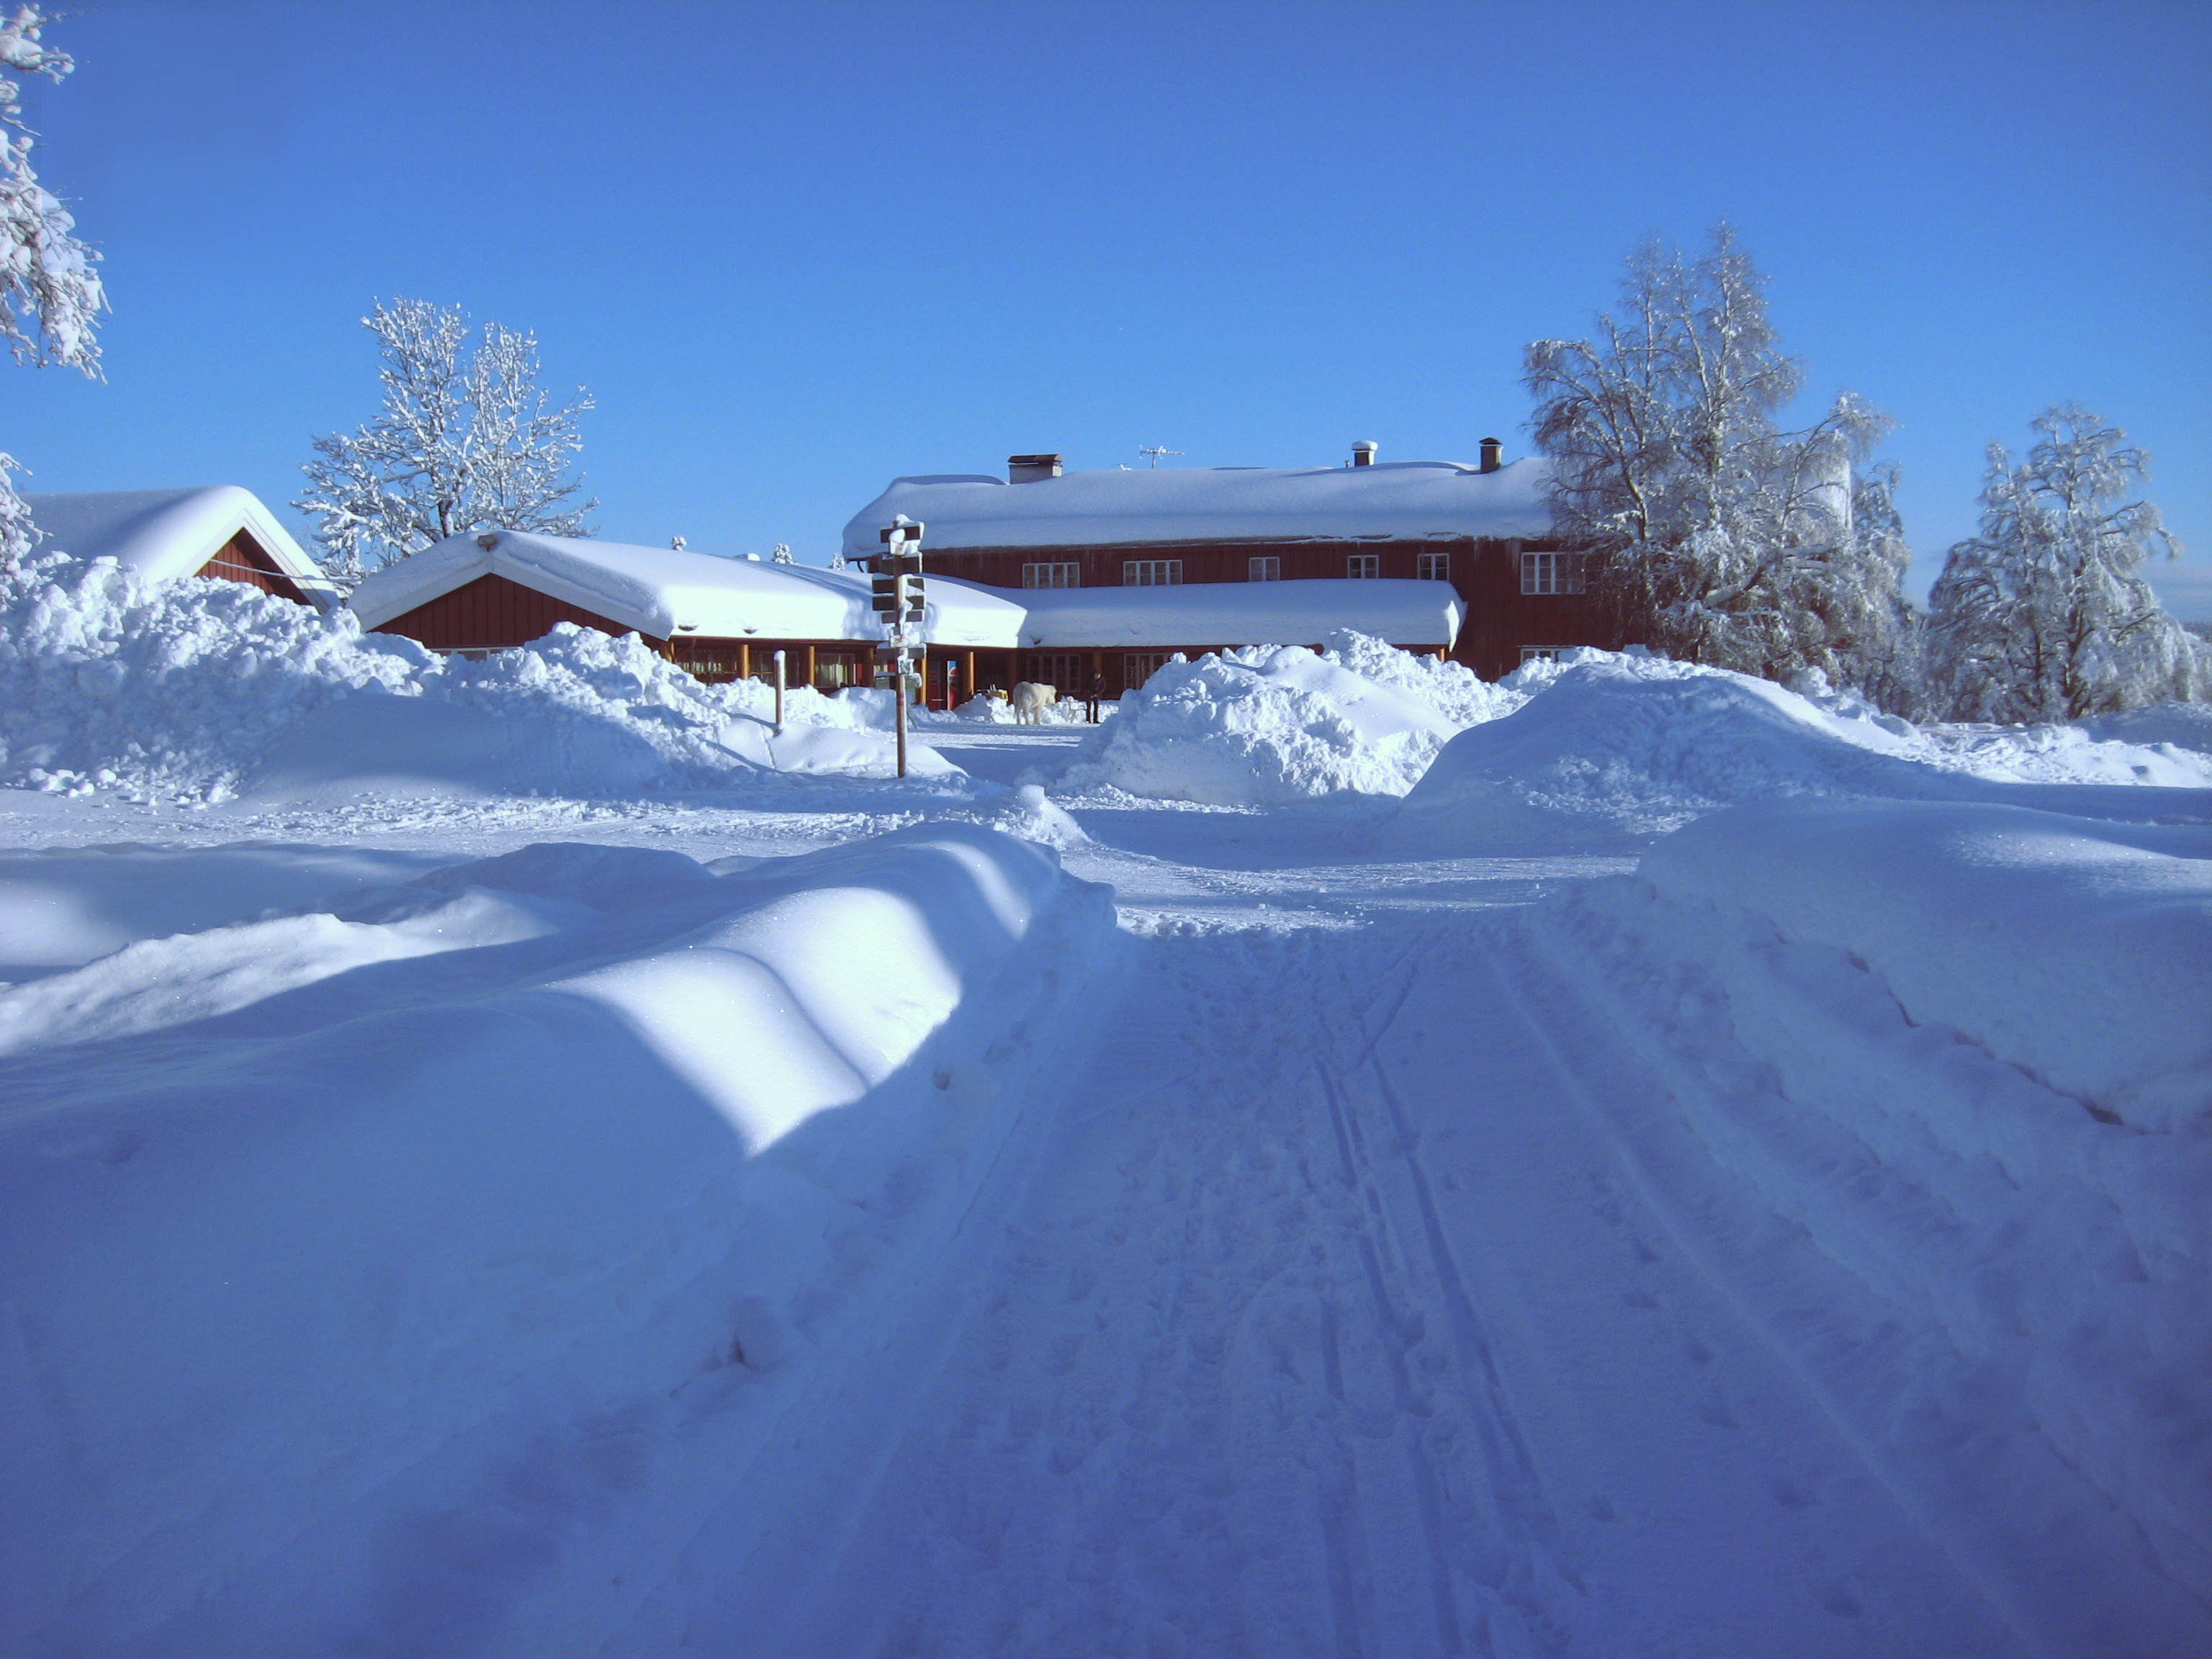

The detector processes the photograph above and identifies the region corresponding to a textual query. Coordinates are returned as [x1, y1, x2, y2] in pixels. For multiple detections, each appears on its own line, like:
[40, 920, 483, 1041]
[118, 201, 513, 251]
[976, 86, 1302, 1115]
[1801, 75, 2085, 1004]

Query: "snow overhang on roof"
[841, 458, 1555, 557]
[348, 530, 1030, 649]
[25, 487, 341, 608]
[942, 576, 1464, 651]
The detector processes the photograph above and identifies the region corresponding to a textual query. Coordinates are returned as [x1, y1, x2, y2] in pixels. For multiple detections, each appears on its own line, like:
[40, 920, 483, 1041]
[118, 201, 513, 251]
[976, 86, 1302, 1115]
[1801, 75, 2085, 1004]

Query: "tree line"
[1526, 225, 2205, 721]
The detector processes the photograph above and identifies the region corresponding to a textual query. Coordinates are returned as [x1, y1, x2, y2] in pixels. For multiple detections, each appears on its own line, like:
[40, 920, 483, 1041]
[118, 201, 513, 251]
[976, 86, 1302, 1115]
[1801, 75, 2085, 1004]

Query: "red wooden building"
[844, 444, 1617, 686]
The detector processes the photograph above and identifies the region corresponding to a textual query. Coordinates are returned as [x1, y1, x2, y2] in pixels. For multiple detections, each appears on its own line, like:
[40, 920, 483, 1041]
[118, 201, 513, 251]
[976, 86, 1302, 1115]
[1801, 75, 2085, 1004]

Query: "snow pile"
[1391, 648, 2212, 852]
[1058, 637, 1488, 805]
[0, 824, 1114, 1653]
[1319, 626, 1525, 727]
[1648, 799, 2212, 1131]
[0, 556, 954, 801]
[1529, 799, 2212, 1606]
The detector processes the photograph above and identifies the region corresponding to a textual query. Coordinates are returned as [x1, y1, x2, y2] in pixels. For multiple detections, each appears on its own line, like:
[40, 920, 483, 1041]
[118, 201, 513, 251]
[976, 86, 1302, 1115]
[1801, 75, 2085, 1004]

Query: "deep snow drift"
[1059, 629, 1521, 805]
[1387, 648, 2212, 852]
[0, 824, 1113, 1653]
[0, 554, 956, 804]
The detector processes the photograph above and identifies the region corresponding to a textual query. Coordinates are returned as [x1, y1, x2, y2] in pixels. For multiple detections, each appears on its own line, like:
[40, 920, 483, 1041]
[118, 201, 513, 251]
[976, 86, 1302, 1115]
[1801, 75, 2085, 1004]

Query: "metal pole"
[773, 649, 785, 734]
[895, 632, 909, 779]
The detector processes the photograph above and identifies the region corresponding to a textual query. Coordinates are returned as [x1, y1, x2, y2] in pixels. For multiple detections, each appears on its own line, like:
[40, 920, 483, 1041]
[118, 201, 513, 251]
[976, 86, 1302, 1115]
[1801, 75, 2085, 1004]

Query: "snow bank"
[1528, 799, 2212, 1607]
[1647, 799, 2212, 1133]
[1058, 631, 1520, 805]
[0, 824, 1114, 1653]
[1391, 648, 2212, 852]
[0, 555, 954, 801]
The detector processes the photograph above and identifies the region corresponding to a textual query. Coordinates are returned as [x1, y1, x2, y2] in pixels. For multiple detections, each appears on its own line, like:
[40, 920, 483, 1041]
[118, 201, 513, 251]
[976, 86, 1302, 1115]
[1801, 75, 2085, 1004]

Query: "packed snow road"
[597, 897, 2139, 1658]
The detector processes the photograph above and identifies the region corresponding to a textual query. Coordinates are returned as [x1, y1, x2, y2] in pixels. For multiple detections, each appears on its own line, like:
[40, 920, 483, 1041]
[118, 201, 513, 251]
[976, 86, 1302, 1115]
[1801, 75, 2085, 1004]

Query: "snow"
[0, 553, 962, 801]
[3, 572, 2210, 1656]
[27, 487, 340, 607]
[962, 571, 1464, 649]
[1390, 646, 2212, 852]
[842, 455, 1554, 556]
[1058, 629, 1520, 805]
[349, 529, 1026, 649]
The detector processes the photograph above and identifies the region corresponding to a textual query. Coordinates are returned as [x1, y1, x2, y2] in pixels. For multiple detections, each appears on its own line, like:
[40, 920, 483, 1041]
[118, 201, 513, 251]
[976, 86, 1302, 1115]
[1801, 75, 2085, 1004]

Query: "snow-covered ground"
[3, 580, 2208, 1657]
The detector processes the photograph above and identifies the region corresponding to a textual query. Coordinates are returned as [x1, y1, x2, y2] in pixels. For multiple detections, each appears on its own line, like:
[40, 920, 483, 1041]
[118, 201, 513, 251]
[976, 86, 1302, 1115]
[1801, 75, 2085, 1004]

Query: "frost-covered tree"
[1525, 225, 1911, 696]
[296, 298, 595, 588]
[1925, 405, 2203, 721]
[0, 4, 104, 573]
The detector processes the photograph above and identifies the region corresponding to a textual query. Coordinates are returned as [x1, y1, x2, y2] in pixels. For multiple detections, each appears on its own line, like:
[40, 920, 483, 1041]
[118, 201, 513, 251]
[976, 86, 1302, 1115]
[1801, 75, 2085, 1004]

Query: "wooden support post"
[739, 641, 750, 680]
[805, 643, 817, 690]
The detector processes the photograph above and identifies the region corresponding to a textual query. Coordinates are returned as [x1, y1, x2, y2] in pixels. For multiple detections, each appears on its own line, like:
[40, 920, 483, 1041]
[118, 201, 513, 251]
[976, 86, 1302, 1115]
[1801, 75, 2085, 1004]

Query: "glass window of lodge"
[1249, 556, 1280, 582]
[1347, 554, 1380, 579]
[1417, 551, 1450, 583]
[1023, 562, 1080, 589]
[1124, 652, 1174, 688]
[1519, 645, 1567, 665]
[1521, 552, 1586, 595]
[1123, 559, 1182, 586]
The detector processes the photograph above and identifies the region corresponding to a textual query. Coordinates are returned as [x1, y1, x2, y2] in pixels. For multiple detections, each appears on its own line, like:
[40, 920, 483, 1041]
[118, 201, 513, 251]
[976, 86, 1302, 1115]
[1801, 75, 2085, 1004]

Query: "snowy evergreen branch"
[1524, 225, 1913, 701]
[296, 298, 596, 588]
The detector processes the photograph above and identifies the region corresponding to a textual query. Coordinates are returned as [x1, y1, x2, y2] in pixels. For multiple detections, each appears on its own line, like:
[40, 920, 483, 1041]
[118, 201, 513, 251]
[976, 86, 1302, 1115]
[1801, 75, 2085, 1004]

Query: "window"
[1519, 646, 1569, 665]
[1022, 652, 1088, 691]
[1124, 652, 1175, 688]
[813, 650, 863, 689]
[1416, 551, 1451, 583]
[1123, 559, 1182, 586]
[1520, 552, 1586, 595]
[1347, 554, 1380, 579]
[1023, 561, 1080, 589]
[1248, 556, 1280, 582]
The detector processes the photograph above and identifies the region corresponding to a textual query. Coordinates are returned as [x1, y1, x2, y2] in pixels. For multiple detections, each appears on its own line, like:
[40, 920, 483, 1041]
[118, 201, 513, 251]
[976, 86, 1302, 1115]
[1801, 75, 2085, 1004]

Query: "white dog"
[1010, 681, 1058, 724]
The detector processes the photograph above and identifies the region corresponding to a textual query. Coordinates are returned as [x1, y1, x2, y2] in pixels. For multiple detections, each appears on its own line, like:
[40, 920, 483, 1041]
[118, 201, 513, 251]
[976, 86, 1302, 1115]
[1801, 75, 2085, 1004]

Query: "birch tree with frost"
[297, 299, 595, 588]
[0, 4, 104, 572]
[1525, 226, 1912, 698]
[1925, 405, 2203, 720]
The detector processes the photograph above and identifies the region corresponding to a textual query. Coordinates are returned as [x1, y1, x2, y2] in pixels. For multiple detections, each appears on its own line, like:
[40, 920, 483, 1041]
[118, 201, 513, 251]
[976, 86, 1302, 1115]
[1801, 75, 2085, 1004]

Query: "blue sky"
[7, 0, 2209, 615]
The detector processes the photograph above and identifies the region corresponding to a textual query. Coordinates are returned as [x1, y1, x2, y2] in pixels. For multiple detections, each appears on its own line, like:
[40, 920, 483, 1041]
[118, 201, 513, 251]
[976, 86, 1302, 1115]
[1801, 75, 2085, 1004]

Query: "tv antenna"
[1137, 445, 1184, 468]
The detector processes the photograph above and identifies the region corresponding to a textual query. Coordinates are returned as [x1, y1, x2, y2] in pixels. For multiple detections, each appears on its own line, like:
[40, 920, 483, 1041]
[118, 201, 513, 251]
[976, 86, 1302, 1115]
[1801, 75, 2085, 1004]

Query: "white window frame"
[1519, 646, 1570, 665]
[1520, 552, 1586, 595]
[1123, 559, 1182, 587]
[1346, 553, 1380, 579]
[1248, 555, 1280, 582]
[1416, 550, 1450, 583]
[1022, 561, 1080, 590]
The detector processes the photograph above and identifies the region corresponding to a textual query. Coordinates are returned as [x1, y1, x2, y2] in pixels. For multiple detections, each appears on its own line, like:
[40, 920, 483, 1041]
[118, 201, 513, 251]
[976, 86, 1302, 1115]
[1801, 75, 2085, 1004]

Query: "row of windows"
[1020, 552, 1467, 586]
[1016, 552, 1591, 590]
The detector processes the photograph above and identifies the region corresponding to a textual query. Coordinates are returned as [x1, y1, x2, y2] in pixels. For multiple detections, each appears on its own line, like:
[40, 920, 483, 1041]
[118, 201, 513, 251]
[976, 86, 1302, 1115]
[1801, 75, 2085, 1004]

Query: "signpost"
[873, 515, 925, 778]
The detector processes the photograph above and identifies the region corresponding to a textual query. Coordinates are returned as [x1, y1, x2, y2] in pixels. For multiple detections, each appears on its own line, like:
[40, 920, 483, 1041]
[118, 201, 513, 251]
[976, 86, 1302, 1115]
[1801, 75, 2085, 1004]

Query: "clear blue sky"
[8, 0, 2209, 615]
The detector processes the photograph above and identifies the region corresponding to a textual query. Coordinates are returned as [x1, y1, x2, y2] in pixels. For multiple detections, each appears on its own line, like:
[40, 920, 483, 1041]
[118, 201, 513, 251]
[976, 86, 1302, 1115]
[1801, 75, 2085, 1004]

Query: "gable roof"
[842, 457, 1555, 558]
[347, 530, 1028, 649]
[26, 487, 341, 607]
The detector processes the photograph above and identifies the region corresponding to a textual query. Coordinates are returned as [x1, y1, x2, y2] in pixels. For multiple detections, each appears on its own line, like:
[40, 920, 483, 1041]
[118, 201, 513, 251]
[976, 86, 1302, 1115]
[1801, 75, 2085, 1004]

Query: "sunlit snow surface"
[1, 593, 2208, 1656]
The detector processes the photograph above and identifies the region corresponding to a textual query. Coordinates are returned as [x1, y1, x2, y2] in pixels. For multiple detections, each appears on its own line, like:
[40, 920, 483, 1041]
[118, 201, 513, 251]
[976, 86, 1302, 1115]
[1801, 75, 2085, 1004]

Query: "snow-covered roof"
[348, 530, 1029, 649]
[948, 575, 1462, 650]
[842, 458, 1555, 557]
[26, 487, 340, 607]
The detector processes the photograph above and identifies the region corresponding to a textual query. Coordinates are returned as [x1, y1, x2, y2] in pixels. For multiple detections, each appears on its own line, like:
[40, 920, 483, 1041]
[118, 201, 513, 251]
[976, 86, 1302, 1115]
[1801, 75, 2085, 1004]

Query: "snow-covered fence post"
[773, 649, 785, 734]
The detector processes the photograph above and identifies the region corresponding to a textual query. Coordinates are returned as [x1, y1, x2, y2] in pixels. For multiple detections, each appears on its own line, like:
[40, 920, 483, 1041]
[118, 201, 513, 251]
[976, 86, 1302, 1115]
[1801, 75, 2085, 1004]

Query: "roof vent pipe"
[1008, 453, 1064, 484]
[1351, 441, 1377, 467]
[1478, 437, 1503, 474]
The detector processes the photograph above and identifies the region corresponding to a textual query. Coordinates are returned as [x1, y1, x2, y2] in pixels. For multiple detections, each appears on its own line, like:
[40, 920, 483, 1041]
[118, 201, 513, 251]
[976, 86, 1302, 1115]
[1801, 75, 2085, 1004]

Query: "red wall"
[196, 531, 311, 606]
[374, 572, 662, 651]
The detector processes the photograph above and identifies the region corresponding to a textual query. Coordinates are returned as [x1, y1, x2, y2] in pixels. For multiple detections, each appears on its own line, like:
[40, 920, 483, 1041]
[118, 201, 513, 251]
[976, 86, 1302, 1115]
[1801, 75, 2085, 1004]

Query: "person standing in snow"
[1084, 669, 1107, 722]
